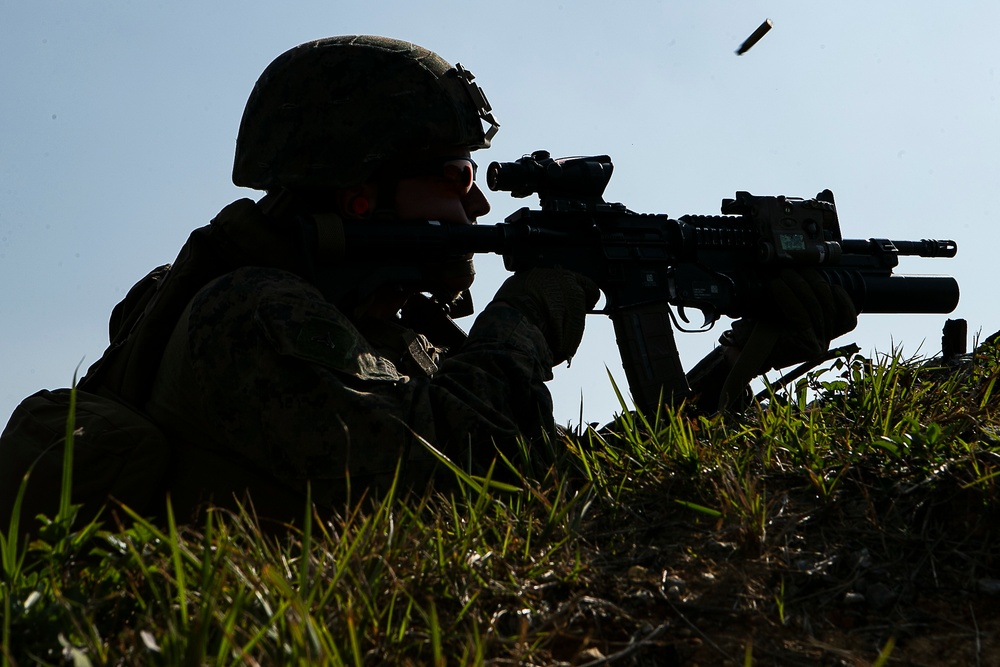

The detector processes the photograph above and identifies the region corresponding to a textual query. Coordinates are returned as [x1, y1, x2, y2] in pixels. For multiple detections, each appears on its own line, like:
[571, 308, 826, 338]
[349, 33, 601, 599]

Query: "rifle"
[339, 150, 960, 413]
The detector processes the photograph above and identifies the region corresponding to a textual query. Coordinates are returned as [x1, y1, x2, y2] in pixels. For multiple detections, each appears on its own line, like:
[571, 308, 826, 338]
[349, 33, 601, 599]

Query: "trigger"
[678, 306, 692, 324]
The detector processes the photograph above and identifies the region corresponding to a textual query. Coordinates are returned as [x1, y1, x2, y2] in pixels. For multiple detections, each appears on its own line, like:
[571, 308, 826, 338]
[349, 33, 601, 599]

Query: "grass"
[2, 340, 1000, 665]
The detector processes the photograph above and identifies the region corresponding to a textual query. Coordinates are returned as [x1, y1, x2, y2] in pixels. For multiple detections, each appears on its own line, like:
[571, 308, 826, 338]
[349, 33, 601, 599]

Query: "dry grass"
[3, 341, 1000, 666]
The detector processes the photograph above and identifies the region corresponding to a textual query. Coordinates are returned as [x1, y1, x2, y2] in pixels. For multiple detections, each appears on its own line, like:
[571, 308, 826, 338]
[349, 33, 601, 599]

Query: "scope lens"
[486, 161, 502, 191]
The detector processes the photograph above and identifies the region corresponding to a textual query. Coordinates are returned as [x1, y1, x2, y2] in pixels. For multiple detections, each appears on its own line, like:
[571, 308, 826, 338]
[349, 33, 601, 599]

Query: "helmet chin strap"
[311, 212, 347, 261]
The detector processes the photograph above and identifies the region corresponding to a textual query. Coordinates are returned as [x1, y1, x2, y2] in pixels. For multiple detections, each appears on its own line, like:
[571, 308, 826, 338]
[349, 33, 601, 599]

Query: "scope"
[487, 150, 613, 204]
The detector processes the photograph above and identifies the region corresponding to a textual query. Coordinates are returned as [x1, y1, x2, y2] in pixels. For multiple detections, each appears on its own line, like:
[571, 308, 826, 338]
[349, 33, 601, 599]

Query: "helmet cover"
[233, 35, 500, 191]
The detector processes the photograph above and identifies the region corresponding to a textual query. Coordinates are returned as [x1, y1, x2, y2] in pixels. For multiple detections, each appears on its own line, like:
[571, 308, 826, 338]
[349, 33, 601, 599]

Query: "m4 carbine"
[340, 150, 960, 413]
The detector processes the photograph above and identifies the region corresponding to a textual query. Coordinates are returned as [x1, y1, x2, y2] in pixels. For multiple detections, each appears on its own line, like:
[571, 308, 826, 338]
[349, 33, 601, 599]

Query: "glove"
[493, 268, 601, 364]
[724, 268, 858, 371]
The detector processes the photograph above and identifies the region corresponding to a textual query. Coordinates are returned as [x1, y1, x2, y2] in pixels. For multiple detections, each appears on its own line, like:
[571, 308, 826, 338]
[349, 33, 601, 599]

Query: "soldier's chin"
[421, 256, 475, 298]
[433, 274, 475, 298]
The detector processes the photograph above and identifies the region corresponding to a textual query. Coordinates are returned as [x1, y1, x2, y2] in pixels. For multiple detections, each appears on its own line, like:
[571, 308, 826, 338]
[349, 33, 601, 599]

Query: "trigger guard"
[681, 304, 720, 329]
[671, 304, 720, 333]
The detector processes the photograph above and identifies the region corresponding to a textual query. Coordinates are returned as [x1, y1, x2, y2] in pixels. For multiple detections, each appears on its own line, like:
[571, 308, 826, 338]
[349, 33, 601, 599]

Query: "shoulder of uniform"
[253, 291, 402, 381]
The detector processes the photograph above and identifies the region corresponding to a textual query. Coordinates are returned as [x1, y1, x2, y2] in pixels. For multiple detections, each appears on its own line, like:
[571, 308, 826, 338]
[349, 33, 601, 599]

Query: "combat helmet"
[232, 35, 500, 191]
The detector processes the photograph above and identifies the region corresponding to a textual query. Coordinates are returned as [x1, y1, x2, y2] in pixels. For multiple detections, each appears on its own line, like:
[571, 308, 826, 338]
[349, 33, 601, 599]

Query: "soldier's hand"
[724, 268, 858, 371]
[493, 268, 601, 364]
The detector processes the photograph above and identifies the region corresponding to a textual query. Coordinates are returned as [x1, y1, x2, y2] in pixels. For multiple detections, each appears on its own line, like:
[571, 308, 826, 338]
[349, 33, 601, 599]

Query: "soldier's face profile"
[394, 152, 490, 225]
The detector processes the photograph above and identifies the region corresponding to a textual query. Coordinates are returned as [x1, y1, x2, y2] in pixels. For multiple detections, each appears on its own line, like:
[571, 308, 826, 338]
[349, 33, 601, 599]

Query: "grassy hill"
[3, 342, 999, 666]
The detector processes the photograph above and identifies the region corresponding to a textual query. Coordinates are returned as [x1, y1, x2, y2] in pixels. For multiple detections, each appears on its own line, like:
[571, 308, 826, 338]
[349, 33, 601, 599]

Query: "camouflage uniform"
[143, 200, 557, 519]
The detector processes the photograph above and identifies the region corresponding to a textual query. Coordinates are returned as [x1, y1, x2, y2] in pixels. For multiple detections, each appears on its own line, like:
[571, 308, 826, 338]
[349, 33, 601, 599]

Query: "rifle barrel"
[840, 238, 958, 258]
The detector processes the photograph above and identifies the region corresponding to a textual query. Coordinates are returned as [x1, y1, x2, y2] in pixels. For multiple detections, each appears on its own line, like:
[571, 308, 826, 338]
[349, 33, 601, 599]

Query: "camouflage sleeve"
[148, 267, 555, 506]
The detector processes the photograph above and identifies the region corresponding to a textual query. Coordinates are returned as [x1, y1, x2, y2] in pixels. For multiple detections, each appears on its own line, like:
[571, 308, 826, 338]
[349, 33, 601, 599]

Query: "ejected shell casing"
[736, 19, 773, 55]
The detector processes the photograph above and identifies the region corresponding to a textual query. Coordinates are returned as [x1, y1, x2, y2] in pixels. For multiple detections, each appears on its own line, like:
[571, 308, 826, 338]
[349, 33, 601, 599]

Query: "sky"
[2, 1, 998, 429]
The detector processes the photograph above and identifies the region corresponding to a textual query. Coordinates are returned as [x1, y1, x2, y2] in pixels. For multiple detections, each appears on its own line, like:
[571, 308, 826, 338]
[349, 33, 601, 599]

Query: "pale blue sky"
[3, 1, 998, 426]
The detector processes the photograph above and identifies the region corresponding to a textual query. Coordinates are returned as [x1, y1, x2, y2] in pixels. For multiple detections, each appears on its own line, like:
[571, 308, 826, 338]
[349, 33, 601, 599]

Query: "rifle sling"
[718, 321, 780, 412]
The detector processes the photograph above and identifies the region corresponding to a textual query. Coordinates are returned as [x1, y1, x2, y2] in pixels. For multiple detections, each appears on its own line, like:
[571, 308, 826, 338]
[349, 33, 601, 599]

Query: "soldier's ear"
[336, 184, 379, 219]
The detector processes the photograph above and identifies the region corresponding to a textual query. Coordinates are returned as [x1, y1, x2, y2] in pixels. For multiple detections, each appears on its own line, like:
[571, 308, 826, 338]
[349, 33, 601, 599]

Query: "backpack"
[0, 387, 171, 530]
[0, 198, 291, 531]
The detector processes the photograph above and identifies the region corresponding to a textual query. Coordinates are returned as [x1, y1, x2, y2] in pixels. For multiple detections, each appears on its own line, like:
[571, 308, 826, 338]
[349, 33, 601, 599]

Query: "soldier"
[138, 35, 609, 520]
[1, 35, 856, 528]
